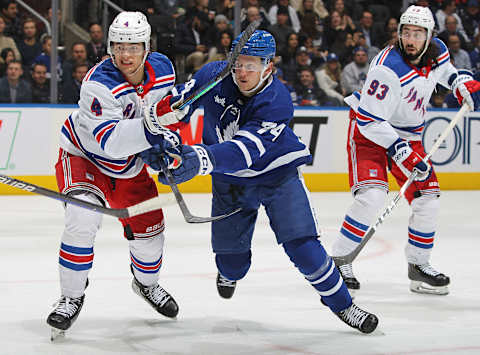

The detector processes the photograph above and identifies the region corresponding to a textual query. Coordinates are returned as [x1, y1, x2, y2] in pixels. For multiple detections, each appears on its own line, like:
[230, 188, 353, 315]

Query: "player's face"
[400, 24, 428, 61]
[233, 55, 271, 93]
[112, 42, 145, 77]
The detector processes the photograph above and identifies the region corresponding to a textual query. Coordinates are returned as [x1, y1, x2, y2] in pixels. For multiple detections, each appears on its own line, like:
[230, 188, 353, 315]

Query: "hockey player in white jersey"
[46, 12, 188, 339]
[331, 6, 480, 295]
[141, 30, 379, 334]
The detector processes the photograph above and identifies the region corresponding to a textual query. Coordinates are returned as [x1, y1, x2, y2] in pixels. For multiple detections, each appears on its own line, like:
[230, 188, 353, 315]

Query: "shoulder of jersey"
[83, 57, 124, 89]
[146, 52, 175, 78]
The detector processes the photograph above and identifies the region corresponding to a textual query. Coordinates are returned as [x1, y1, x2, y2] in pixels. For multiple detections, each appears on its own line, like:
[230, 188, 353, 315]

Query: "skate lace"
[418, 263, 440, 276]
[340, 304, 368, 327]
[146, 284, 170, 307]
[338, 264, 355, 279]
[218, 274, 236, 287]
[51, 296, 81, 318]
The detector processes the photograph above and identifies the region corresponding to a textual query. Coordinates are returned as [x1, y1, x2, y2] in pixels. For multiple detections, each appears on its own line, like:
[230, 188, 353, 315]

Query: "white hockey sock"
[405, 195, 439, 265]
[129, 233, 165, 286]
[331, 188, 387, 257]
[60, 192, 103, 298]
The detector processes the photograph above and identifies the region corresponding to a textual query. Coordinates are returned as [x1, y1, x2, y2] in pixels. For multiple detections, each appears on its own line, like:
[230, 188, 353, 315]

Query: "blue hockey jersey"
[174, 61, 311, 185]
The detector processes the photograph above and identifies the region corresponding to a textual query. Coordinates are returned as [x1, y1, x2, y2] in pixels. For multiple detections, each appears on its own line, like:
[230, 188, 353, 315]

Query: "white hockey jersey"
[345, 38, 458, 149]
[60, 53, 175, 178]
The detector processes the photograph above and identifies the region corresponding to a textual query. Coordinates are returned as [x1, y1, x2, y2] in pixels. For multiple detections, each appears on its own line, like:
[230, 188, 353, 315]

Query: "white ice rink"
[1, 191, 479, 355]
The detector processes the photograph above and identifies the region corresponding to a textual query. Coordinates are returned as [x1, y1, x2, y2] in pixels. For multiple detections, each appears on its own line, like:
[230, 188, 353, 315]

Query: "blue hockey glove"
[139, 144, 176, 170]
[387, 138, 431, 181]
[450, 71, 480, 110]
[158, 144, 215, 185]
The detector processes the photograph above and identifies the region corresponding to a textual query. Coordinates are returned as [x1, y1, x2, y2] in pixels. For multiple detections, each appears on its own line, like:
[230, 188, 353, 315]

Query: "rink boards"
[0, 105, 479, 195]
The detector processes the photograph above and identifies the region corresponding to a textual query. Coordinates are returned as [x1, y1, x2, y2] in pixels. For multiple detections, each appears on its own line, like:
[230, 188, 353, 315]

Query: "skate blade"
[410, 280, 449, 295]
[50, 327, 65, 342]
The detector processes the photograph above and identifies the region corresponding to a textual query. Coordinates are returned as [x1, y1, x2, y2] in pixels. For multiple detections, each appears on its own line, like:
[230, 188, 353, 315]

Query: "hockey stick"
[334, 103, 470, 266]
[174, 19, 261, 110]
[0, 174, 175, 218]
[157, 158, 241, 223]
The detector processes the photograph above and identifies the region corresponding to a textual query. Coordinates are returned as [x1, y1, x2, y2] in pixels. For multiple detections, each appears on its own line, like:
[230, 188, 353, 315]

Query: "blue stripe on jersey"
[114, 88, 136, 99]
[92, 120, 119, 136]
[400, 74, 420, 87]
[150, 82, 176, 92]
[100, 128, 114, 150]
[391, 122, 425, 135]
[357, 106, 385, 121]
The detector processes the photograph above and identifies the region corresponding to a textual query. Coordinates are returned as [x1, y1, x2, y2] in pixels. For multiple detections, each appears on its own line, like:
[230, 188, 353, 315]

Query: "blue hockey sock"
[283, 237, 352, 312]
[215, 251, 252, 281]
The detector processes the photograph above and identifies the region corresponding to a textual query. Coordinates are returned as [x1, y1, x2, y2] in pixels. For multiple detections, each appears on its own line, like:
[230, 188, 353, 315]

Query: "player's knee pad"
[410, 194, 439, 227]
[215, 251, 251, 281]
[129, 233, 165, 285]
[282, 236, 328, 275]
[350, 187, 387, 221]
[63, 192, 103, 246]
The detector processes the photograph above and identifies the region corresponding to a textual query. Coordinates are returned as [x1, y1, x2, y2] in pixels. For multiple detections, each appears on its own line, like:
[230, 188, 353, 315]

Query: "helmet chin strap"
[233, 65, 272, 97]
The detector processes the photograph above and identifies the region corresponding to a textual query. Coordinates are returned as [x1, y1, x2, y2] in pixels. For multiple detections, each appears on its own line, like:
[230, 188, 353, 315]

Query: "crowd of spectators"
[2, 0, 480, 107]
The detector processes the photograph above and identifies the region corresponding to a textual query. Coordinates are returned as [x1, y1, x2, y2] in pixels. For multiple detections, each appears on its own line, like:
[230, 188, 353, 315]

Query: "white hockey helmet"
[107, 11, 151, 57]
[398, 5, 435, 58]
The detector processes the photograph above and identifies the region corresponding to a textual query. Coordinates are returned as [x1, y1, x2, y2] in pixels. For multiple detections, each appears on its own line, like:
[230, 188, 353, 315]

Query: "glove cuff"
[192, 144, 215, 175]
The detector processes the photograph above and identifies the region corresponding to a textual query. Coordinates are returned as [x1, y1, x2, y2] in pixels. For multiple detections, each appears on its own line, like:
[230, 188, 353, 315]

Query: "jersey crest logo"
[214, 95, 226, 107]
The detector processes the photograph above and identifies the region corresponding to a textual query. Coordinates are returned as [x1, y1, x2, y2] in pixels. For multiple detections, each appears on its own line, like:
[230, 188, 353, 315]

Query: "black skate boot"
[131, 276, 179, 318]
[408, 263, 450, 295]
[47, 294, 85, 341]
[337, 263, 360, 292]
[216, 272, 236, 299]
[335, 303, 378, 334]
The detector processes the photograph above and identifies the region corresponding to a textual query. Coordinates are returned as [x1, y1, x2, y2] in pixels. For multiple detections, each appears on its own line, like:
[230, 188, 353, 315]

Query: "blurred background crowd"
[0, 0, 479, 107]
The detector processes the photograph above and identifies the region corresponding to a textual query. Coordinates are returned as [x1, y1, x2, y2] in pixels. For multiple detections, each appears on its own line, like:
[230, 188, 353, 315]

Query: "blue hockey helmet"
[231, 30, 276, 64]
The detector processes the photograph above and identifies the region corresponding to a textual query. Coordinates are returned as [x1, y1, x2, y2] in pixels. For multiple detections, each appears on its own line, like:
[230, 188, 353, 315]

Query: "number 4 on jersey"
[91, 97, 103, 116]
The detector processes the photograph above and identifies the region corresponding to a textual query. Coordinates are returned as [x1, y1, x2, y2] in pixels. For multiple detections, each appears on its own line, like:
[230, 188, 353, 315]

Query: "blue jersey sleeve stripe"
[100, 128, 114, 150]
[357, 107, 385, 121]
[230, 139, 252, 166]
[235, 130, 266, 156]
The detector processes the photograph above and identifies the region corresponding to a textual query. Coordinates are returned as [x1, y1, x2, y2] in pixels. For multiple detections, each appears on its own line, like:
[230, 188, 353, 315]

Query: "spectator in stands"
[460, 0, 480, 41]
[241, 0, 270, 23]
[175, 10, 210, 75]
[0, 46, 14, 76]
[149, 0, 186, 19]
[86, 23, 106, 64]
[63, 42, 91, 86]
[207, 30, 232, 62]
[436, 0, 466, 35]
[33, 34, 62, 80]
[0, 15, 19, 62]
[340, 46, 368, 96]
[296, 0, 329, 21]
[377, 17, 399, 48]
[301, 35, 326, 67]
[241, 5, 270, 31]
[352, 30, 380, 63]
[206, 14, 231, 44]
[438, 15, 471, 51]
[356, 11, 379, 49]
[268, 0, 301, 33]
[0, 60, 31, 102]
[448, 33, 472, 69]
[299, 10, 327, 52]
[17, 18, 42, 70]
[279, 32, 300, 84]
[294, 67, 328, 105]
[324, 10, 351, 49]
[331, 0, 355, 33]
[30, 62, 50, 103]
[215, 0, 235, 20]
[314, 52, 344, 105]
[469, 32, 480, 73]
[333, 31, 355, 66]
[60, 62, 88, 104]
[268, 5, 294, 54]
[0, 0, 21, 42]
[45, 6, 64, 45]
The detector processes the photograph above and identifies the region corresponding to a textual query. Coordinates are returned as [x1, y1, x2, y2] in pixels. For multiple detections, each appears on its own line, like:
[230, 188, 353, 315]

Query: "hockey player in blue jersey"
[46, 12, 188, 339]
[141, 30, 378, 333]
[331, 6, 480, 296]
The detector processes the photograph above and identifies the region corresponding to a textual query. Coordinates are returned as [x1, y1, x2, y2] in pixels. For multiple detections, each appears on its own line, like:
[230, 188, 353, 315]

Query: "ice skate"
[408, 263, 450, 295]
[132, 276, 179, 318]
[47, 294, 85, 341]
[216, 272, 237, 299]
[335, 303, 378, 334]
[337, 263, 360, 296]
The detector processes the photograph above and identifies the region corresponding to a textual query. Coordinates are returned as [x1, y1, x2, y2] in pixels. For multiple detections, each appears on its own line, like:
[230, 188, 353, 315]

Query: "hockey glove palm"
[450, 71, 480, 110]
[387, 138, 431, 181]
[139, 144, 176, 170]
[144, 94, 190, 134]
[157, 144, 215, 185]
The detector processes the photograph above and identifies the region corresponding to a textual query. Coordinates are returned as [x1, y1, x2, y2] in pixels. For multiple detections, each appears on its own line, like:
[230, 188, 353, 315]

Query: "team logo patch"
[214, 95, 226, 107]
[369, 169, 378, 177]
